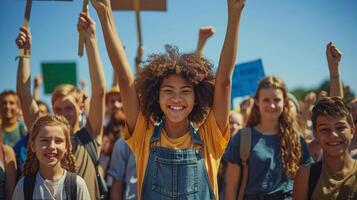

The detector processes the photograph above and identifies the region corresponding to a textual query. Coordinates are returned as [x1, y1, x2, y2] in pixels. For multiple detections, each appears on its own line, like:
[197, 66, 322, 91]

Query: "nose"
[48, 140, 56, 149]
[114, 101, 123, 109]
[330, 130, 339, 138]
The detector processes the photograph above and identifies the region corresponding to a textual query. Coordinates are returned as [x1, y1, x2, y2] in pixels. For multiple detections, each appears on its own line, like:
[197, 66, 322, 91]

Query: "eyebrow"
[161, 85, 193, 89]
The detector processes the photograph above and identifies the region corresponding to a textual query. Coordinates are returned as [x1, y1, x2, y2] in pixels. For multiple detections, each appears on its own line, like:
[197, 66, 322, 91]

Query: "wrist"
[330, 73, 340, 80]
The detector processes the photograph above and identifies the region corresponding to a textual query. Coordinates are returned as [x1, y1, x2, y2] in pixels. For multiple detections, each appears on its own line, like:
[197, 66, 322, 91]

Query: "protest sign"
[41, 62, 77, 94]
[232, 59, 265, 99]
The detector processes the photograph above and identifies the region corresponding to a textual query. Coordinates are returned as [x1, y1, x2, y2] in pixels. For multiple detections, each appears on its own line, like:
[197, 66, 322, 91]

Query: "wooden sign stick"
[133, 0, 143, 46]
[19, 0, 33, 56]
[78, 0, 89, 57]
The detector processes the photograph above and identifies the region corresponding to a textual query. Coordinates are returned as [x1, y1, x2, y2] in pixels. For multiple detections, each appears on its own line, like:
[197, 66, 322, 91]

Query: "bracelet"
[330, 74, 340, 79]
[15, 55, 30, 61]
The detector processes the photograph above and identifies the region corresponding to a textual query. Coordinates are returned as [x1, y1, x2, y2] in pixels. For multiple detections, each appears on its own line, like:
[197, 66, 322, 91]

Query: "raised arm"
[15, 27, 39, 131]
[33, 75, 42, 101]
[92, 0, 139, 132]
[195, 26, 215, 56]
[213, 0, 245, 133]
[326, 42, 343, 98]
[135, 44, 144, 75]
[77, 12, 106, 141]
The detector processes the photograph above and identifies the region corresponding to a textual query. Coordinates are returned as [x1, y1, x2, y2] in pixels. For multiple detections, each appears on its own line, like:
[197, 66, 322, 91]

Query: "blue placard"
[231, 59, 265, 99]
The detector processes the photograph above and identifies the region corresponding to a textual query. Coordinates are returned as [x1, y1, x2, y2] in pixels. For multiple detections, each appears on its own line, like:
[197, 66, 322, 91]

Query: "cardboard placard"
[111, 0, 166, 11]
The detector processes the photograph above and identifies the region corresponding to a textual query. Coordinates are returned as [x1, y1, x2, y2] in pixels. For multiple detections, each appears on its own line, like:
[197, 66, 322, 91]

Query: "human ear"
[30, 141, 36, 153]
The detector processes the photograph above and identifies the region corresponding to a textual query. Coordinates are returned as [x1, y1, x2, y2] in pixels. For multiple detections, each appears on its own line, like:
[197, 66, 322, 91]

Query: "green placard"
[41, 62, 77, 94]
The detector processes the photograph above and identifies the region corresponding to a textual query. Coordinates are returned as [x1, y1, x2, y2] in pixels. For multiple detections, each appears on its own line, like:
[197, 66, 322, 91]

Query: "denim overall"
[141, 121, 216, 200]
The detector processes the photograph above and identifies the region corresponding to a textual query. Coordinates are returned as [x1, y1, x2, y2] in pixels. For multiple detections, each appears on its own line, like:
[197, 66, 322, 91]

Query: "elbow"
[216, 77, 232, 89]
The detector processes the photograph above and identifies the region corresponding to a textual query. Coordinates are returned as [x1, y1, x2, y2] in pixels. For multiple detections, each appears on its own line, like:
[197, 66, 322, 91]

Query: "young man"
[293, 97, 357, 199]
[0, 90, 27, 147]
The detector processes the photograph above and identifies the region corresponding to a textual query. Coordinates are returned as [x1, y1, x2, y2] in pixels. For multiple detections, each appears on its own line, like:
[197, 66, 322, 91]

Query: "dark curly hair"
[136, 45, 215, 123]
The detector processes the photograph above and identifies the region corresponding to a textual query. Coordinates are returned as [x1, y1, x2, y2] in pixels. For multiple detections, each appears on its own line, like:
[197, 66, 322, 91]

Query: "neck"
[256, 118, 279, 135]
[323, 152, 355, 174]
[38, 163, 64, 181]
[164, 119, 190, 139]
[2, 117, 18, 128]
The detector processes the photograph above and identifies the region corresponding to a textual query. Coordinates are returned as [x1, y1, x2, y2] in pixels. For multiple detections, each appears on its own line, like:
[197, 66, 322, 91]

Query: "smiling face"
[159, 75, 195, 124]
[314, 115, 355, 158]
[256, 88, 285, 122]
[30, 125, 67, 168]
[52, 96, 81, 132]
[0, 94, 20, 122]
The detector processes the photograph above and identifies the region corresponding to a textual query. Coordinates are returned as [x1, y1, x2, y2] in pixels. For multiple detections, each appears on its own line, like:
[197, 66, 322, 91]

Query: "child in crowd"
[12, 115, 90, 199]
[15, 12, 106, 199]
[293, 97, 357, 199]
[0, 125, 17, 200]
[224, 76, 312, 200]
[91, 0, 245, 199]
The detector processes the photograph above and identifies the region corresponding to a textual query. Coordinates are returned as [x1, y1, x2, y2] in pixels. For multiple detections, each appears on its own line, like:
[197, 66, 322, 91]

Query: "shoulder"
[75, 174, 87, 187]
[3, 144, 16, 161]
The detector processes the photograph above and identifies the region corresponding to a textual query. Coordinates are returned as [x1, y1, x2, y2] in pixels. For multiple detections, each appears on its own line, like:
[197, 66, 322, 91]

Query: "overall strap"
[64, 172, 77, 200]
[150, 122, 163, 144]
[308, 161, 322, 200]
[24, 173, 37, 200]
[238, 128, 252, 200]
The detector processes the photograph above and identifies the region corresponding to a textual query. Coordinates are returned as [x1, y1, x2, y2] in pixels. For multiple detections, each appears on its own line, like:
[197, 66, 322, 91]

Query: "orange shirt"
[124, 111, 229, 200]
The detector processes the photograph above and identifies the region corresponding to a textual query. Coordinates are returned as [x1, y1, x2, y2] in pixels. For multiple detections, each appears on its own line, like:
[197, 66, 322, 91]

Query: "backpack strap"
[64, 172, 77, 200]
[237, 128, 252, 200]
[76, 128, 108, 199]
[308, 161, 322, 200]
[23, 173, 37, 200]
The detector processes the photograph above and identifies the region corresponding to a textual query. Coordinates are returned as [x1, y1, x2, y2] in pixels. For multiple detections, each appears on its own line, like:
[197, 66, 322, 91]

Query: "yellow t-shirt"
[124, 111, 229, 200]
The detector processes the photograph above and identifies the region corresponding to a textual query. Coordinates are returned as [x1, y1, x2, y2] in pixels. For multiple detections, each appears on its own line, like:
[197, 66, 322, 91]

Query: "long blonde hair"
[247, 76, 301, 178]
[23, 115, 76, 175]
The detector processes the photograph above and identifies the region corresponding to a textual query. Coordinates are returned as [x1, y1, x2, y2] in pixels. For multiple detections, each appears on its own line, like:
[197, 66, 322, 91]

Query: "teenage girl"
[224, 76, 312, 200]
[91, 0, 245, 199]
[12, 115, 90, 199]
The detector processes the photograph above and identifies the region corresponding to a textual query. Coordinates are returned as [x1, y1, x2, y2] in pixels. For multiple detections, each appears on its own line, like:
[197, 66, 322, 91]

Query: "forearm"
[85, 37, 106, 138]
[16, 57, 38, 129]
[329, 65, 343, 98]
[195, 38, 207, 56]
[97, 8, 135, 86]
[110, 180, 124, 200]
[216, 17, 241, 83]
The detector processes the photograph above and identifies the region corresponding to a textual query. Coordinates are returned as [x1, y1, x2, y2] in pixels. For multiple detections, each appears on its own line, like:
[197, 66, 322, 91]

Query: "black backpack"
[308, 161, 322, 200]
[76, 128, 108, 200]
[23, 171, 77, 200]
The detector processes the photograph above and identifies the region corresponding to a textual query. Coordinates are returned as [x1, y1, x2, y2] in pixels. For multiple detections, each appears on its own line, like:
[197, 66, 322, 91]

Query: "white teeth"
[327, 142, 342, 146]
[168, 105, 184, 111]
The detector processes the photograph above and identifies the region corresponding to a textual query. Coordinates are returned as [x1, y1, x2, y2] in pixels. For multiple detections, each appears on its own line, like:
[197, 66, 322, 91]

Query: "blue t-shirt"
[107, 139, 137, 200]
[223, 127, 312, 196]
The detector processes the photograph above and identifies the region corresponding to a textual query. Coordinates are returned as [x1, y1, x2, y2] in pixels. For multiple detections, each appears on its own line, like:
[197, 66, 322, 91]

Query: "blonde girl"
[224, 76, 312, 200]
[12, 115, 90, 200]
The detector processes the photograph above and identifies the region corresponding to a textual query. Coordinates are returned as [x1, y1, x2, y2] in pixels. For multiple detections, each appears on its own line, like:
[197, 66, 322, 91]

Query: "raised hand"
[199, 26, 215, 40]
[227, 0, 245, 17]
[15, 26, 31, 51]
[326, 42, 342, 73]
[77, 12, 96, 41]
[90, 0, 111, 13]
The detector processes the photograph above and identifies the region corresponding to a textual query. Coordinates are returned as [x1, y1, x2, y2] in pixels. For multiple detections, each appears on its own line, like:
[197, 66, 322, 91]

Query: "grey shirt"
[12, 170, 91, 200]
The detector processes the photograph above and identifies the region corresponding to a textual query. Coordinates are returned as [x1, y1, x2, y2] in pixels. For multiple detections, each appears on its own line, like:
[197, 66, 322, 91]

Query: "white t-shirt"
[12, 170, 91, 200]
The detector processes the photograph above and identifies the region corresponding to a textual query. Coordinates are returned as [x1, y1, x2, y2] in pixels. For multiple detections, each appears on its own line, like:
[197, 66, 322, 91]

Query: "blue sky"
[0, 0, 356, 107]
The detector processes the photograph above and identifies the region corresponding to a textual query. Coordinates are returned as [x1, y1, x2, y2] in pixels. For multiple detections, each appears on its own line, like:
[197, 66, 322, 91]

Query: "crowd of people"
[1, 0, 356, 199]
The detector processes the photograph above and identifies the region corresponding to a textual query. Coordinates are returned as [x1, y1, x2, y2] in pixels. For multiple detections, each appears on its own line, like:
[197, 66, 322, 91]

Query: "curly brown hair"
[23, 115, 76, 175]
[247, 76, 302, 178]
[136, 45, 215, 123]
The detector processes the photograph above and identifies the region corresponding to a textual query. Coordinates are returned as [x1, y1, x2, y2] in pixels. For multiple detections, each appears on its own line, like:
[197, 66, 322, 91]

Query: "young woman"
[12, 115, 90, 199]
[293, 97, 357, 199]
[224, 76, 312, 200]
[91, 0, 245, 199]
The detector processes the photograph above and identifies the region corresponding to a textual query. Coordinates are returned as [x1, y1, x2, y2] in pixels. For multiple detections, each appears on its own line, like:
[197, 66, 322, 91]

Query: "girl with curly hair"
[224, 76, 312, 200]
[12, 115, 90, 199]
[91, 0, 245, 199]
